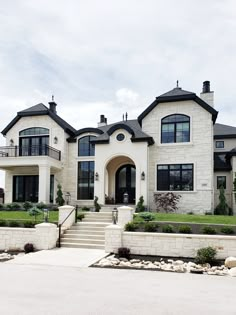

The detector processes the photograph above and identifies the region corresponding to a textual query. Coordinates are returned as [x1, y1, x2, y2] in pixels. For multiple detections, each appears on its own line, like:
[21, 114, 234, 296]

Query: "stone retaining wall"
[105, 225, 236, 259]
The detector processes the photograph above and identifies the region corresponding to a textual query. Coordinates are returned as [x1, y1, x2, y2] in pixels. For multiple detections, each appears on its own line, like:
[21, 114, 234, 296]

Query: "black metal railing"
[57, 206, 78, 248]
[0, 145, 61, 161]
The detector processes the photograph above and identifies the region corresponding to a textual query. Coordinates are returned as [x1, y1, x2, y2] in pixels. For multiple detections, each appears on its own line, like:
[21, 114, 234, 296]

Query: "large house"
[0, 81, 236, 214]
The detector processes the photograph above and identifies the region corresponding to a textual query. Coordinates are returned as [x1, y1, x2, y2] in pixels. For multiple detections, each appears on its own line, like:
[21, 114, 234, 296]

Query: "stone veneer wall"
[105, 226, 236, 259]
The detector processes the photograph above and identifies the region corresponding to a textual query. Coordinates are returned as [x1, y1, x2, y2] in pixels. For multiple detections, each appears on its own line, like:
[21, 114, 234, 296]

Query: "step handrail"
[57, 205, 78, 248]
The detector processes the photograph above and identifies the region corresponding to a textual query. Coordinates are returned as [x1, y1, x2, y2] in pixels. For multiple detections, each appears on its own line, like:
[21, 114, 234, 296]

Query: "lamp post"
[112, 207, 118, 224]
[65, 192, 71, 205]
[43, 208, 49, 223]
[123, 192, 129, 205]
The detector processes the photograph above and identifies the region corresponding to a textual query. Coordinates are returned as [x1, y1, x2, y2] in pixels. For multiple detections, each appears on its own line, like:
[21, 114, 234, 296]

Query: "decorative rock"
[173, 260, 184, 266]
[130, 259, 140, 264]
[229, 267, 236, 277]
[225, 257, 236, 269]
[119, 258, 128, 262]
[119, 261, 132, 267]
[190, 268, 204, 274]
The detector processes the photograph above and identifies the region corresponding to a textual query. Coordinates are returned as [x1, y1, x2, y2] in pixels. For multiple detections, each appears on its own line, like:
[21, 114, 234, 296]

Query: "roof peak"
[158, 87, 195, 98]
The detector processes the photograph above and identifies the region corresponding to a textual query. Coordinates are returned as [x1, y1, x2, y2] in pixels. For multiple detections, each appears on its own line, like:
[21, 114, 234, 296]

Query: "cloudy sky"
[0, 0, 236, 187]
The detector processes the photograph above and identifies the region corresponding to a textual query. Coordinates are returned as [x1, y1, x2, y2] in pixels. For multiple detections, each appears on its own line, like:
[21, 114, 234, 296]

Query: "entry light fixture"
[95, 172, 99, 181]
[65, 192, 71, 205]
[141, 171, 145, 180]
[10, 139, 14, 146]
[54, 137, 58, 144]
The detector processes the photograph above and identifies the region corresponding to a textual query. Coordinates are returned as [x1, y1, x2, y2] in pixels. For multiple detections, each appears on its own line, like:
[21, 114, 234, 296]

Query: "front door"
[13, 175, 39, 202]
[115, 164, 136, 204]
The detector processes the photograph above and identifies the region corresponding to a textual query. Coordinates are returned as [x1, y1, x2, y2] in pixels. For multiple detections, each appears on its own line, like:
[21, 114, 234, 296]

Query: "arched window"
[19, 127, 49, 156]
[78, 136, 96, 156]
[161, 114, 190, 143]
[19, 128, 49, 136]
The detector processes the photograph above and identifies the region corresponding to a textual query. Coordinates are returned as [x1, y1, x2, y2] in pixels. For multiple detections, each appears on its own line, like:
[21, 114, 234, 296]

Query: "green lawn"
[0, 211, 58, 223]
[135, 213, 236, 225]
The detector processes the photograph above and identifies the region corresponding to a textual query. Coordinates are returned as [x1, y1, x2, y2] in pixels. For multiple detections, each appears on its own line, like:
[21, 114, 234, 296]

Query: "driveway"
[0, 262, 235, 315]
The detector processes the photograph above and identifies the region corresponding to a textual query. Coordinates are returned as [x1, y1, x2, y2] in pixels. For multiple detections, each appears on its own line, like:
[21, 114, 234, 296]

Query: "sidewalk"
[6, 248, 107, 268]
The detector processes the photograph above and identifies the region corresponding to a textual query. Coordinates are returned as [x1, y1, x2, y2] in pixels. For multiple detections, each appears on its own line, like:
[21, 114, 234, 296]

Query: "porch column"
[232, 157, 236, 215]
[38, 165, 50, 203]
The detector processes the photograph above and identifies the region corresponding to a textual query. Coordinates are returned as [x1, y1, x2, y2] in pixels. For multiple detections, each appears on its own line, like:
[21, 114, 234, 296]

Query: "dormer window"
[161, 114, 190, 143]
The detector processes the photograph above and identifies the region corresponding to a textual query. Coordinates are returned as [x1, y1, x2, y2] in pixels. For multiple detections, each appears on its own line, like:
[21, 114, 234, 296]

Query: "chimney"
[200, 81, 214, 107]
[98, 114, 107, 127]
[48, 96, 57, 114]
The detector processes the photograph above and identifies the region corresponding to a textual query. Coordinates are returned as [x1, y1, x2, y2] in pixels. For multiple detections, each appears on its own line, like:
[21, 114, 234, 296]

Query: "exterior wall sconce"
[95, 172, 99, 181]
[141, 171, 145, 180]
[10, 139, 14, 146]
[54, 137, 58, 144]
[65, 192, 71, 205]
[123, 192, 129, 205]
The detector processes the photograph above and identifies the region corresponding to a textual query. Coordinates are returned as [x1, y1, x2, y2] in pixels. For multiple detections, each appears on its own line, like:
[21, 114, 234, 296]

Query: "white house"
[1, 81, 236, 214]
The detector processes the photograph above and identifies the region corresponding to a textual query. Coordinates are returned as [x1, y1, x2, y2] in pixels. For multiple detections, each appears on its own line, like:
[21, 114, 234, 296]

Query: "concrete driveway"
[0, 262, 235, 315]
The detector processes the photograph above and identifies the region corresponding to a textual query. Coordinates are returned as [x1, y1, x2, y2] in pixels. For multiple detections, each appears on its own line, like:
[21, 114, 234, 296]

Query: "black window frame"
[78, 136, 96, 156]
[215, 141, 224, 149]
[157, 164, 194, 191]
[217, 176, 226, 189]
[77, 161, 95, 200]
[161, 114, 190, 144]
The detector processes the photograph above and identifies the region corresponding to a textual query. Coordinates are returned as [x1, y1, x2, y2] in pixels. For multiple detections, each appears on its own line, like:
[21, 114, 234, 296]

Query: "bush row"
[0, 220, 36, 228]
[0, 202, 58, 211]
[124, 222, 235, 235]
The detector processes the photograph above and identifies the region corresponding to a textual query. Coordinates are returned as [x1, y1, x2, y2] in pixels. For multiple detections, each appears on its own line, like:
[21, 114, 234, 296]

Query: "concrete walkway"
[7, 248, 107, 267]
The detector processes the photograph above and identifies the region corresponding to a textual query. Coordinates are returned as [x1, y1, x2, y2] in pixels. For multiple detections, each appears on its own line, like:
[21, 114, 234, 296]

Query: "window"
[19, 128, 49, 136]
[161, 114, 190, 143]
[116, 133, 125, 141]
[19, 128, 49, 156]
[215, 141, 224, 149]
[217, 176, 226, 189]
[77, 161, 94, 199]
[78, 136, 96, 156]
[157, 164, 193, 191]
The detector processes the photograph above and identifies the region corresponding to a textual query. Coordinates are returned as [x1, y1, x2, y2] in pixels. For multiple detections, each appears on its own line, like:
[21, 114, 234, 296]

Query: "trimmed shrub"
[81, 206, 90, 211]
[56, 184, 65, 206]
[0, 204, 4, 210]
[136, 196, 145, 212]
[125, 222, 137, 232]
[162, 224, 175, 233]
[8, 221, 20, 227]
[36, 202, 47, 210]
[214, 186, 230, 215]
[6, 203, 14, 211]
[202, 226, 217, 235]
[23, 221, 35, 228]
[28, 206, 42, 222]
[139, 212, 155, 222]
[221, 226, 234, 235]
[77, 213, 85, 221]
[0, 220, 6, 226]
[24, 243, 34, 254]
[23, 201, 33, 211]
[178, 225, 192, 234]
[144, 222, 158, 232]
[118, 247, 130, 259]
[195, 246, 217, 265]
[94, 196, 101, 212]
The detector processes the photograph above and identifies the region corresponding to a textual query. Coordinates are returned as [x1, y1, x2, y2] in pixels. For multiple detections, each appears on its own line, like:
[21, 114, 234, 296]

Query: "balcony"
[0, 145, 61, 161]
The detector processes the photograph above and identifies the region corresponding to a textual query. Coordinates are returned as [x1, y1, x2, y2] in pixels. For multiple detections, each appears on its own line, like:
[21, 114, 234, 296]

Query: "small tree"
[28, 206, 42, 223]
[136, 196, 145, 212]
[233, 175, 236, 202]
[153, 192, 181, 213]
[56, 184, 65, 206]
[94, 196, 101, 212]
[214, 186, 229, 215]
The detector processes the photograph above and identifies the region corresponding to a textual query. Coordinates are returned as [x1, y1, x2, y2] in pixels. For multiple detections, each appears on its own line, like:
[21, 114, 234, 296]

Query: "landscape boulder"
[225, 257, 236, 268]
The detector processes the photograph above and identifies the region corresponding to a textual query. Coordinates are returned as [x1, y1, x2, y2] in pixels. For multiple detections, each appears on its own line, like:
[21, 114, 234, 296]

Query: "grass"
[134, 213, 236, 225]
[0, 211, 58, 223]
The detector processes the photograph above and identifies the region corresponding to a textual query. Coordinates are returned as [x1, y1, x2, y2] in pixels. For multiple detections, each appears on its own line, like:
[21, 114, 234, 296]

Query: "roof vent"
[48, 95, 57, 114]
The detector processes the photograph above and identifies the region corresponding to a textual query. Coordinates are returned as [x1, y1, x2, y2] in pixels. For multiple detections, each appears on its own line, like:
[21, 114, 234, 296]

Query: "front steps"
[60, 212, 112, 249]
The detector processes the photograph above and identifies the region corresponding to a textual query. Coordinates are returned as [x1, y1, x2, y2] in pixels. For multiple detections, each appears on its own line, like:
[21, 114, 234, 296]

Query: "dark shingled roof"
[214, 153, 232, 171]
[1, 103, 76, 136]
[138, 87, 218, 124]
[214, 123, 236, 139]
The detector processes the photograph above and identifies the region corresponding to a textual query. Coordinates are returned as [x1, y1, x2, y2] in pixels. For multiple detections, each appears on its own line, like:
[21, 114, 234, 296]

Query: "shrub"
[36, 202, 47, 210]
[77, 213, 85, 221]
[202, 226, 217, 235]
[8, 221, 20, 227]
[205, 211, 213, 215]
[144, 222, 158, 232]
[81, 206, 90, 211]
[221, 226, 234, 235]
[136, 196, 145, 212]
[23, 221, 35, 228]
[94, 196, 101, 212]
[162, 224, 175, 233]
[6, 203, 14, 211]
[0, 204, 3, 210]
[0, 220, 6, 226]
[195, 246, 217, 265]
[214, 186, 230, 215]
[153, 192, 181, 213]
[125, 222, 137, 232]
[139, 212, 155, 222]
[24, 243, 34, 254]
[28, 206, 42, 223]
[23, 201, 33, 211]
[11, 203, 22, 210]
[118, 247, 130, 259]
[56, 184, 65, 206]
[178, 225, 192, 234]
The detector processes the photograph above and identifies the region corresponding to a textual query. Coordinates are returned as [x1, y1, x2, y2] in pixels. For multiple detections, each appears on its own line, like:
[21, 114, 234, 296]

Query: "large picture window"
[78, 136, 96, 156]
[157, 164, 193, 191]
[77, 161, 94, 200]
[19, 127, 49, 156]
[161, 114, 190, 143]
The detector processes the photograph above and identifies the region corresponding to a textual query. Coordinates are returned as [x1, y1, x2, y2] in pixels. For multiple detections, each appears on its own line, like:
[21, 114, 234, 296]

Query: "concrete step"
[66, 229, 105, 235]
[60, 242, 105, 250]
[60, 238, 104, 244]
[75, 222, 110, 227]
[63, 234, 105, 240]
[82, 218, 112, 223]
[84, 212, 112, 216]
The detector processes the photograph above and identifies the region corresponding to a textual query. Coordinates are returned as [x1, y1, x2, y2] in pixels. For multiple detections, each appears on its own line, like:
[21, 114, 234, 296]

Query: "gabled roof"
[138, 87, 218, 124]
[1, 103, 76, 136]
[214, 123, 236, 139]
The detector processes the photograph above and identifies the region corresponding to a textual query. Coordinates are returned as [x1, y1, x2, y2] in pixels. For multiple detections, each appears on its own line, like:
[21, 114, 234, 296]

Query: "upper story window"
[78, 136, 96, 156]
[217, 176, 226, 189]
[161, 114, 190, 143]
[215, 141, 224, 149]
[19, 128, 49, 136]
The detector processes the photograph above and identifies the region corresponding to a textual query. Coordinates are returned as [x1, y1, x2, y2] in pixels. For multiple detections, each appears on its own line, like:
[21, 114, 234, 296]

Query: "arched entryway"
[115, 164, 136, 204]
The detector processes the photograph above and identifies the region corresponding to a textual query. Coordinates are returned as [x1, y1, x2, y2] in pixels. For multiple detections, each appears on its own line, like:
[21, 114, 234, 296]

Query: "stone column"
[117, 206, 134, 228]
[58, 205, 75, 228]
[35, 223, 58, 250]
[105, 225, 123, 253]
[38, 165, 50, 204]
[231, 157, 236, 215]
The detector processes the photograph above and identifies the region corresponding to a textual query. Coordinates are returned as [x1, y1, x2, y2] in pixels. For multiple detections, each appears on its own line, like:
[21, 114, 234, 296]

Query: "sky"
[0, 0, 236, 187]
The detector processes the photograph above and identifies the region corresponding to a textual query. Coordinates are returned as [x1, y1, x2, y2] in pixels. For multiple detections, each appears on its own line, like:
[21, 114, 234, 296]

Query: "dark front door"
[13, 175, 39, 202]
[115, 164, 136, 204]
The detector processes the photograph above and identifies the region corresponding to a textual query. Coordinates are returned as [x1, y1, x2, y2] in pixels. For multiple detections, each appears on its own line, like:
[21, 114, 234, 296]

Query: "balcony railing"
[0, 145, 61, 161]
